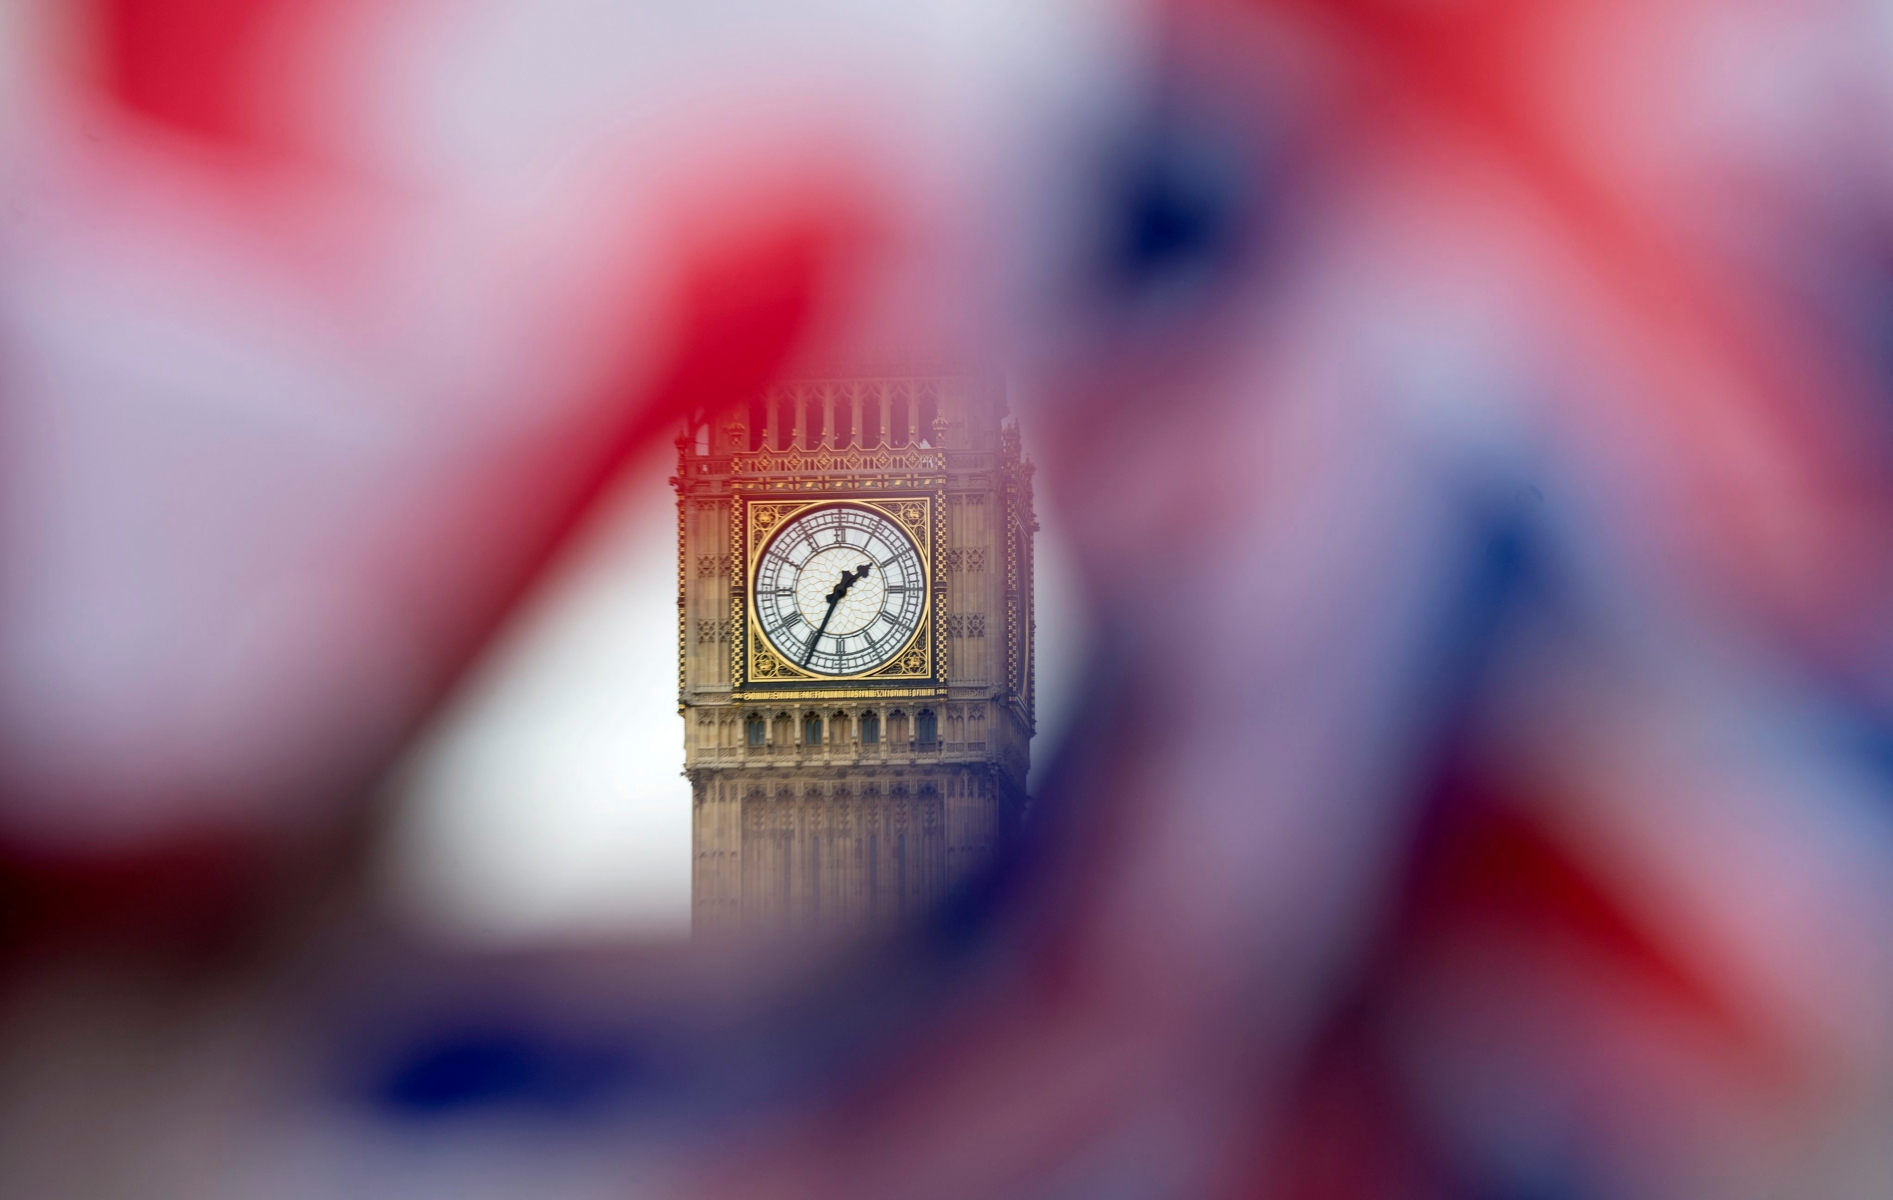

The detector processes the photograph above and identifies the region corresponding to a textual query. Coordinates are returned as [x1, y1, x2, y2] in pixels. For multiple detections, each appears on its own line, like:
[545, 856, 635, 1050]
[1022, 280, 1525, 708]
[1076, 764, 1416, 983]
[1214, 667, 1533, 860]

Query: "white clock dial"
[753, 505, 926, 676]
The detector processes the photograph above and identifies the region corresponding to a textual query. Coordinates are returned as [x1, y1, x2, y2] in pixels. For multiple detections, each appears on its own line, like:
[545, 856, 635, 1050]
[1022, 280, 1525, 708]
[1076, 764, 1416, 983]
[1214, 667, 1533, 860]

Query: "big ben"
[674, 369, 1035, 935]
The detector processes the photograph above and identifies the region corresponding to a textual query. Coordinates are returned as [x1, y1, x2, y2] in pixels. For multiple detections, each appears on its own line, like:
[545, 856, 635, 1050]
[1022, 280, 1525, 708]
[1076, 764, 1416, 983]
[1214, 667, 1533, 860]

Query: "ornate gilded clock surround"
[731, 490, 947, 701]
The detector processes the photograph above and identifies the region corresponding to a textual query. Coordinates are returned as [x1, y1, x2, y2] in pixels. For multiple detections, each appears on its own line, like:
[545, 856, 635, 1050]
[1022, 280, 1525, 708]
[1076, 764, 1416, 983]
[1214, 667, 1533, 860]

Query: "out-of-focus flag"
[9, 1, 1893, 1199]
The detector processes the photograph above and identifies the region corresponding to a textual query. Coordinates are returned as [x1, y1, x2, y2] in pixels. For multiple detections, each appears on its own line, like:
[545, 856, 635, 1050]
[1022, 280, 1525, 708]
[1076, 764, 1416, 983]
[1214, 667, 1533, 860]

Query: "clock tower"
[674, 369, 1035, 935]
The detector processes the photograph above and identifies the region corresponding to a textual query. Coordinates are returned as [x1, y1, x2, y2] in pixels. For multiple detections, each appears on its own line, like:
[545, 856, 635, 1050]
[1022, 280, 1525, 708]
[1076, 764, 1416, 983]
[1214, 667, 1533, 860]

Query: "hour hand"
[824, 562, 871, 605]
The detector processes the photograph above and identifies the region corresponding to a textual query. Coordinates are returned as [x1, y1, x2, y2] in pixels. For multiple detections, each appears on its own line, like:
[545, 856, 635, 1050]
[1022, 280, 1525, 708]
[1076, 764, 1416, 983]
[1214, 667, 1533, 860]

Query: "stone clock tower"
[674, 369, 1034, 935]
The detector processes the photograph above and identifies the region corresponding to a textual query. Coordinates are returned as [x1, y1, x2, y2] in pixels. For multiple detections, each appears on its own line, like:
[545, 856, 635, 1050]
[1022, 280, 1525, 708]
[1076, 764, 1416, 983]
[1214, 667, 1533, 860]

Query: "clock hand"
[802, 609, 836, 666]
[823, 562, 871, 606]
[802, 563, 872, 666]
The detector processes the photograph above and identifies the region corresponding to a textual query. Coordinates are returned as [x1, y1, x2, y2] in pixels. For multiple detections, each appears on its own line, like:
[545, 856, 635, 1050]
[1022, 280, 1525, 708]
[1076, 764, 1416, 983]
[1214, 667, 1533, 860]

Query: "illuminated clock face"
[754, 505, 926, 676]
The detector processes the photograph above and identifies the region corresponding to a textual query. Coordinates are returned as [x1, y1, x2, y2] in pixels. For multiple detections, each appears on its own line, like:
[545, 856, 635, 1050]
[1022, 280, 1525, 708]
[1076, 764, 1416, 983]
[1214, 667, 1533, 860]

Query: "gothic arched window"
[890, 391, 910, 448]
[917, 389, 937, 448]
[834, 388, 854, 448]
[803, 713, 823, 745]
[775, 397, 795, 452]
[747, 397, 766, 452]
[860, 712, 880, 745]
[745, 714, 764, 747]
[804, 395, 823, 450]
[916, 709, 938, 745]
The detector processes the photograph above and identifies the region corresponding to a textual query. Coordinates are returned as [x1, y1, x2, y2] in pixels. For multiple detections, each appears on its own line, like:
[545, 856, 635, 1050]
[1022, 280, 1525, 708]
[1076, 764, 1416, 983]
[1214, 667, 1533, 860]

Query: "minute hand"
[801, 564, 871, 666]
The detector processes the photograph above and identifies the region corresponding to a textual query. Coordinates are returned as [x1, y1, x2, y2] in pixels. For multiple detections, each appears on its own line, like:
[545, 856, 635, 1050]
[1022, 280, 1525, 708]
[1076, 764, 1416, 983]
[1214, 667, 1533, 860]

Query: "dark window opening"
[745, 714, 765, 747]
[804, 398, 823, 450]
[747, 398, 766, 452]
[861, 713, 880, 744]
[916, 709, 937, 745]
[775, 398, 795, 452]
[890, 392, 909, 448]
[917, 390, 938, 447]
[803, 713, 822, 745]
[834, 390, 854, 448]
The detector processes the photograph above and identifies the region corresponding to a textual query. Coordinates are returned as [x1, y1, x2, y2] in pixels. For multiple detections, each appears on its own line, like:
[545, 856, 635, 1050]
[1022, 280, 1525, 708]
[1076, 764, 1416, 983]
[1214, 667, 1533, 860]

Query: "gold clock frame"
[732, 492, 945, 699]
